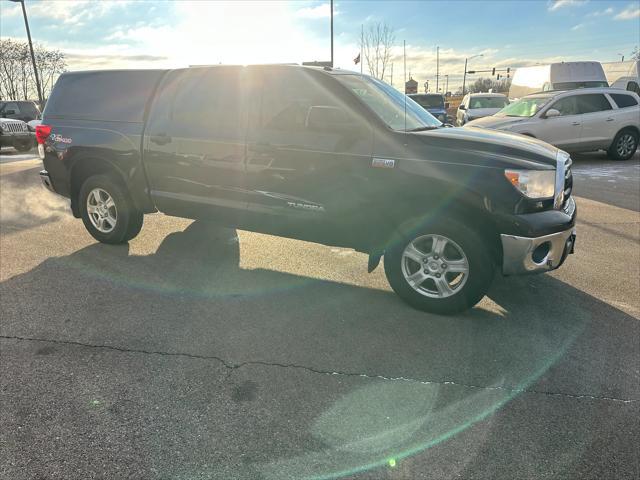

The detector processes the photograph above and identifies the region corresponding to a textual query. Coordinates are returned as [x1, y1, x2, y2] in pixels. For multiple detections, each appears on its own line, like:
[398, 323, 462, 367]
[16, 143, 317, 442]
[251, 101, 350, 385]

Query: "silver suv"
[467, 88, 640, 160]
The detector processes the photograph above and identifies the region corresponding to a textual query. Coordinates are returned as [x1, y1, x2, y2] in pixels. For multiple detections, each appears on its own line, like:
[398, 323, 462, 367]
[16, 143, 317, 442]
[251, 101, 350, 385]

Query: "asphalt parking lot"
[1, 148, 638, 480]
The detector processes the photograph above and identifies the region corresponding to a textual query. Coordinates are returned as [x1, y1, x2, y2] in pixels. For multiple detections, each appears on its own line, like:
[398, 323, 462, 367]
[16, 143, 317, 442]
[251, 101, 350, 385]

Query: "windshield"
[336, 75, 441, 131]
[469, 97, 509, 109]
[497, 96, 551, 117]
[552, 81, 609, 90]
[410, 94, 445, 109]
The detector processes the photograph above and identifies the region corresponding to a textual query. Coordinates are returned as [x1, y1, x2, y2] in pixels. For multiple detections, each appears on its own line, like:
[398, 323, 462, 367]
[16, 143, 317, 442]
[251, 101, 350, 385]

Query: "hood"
[465, 115, 528, 129]
[412, 125, 558, 167]
[0, 118, 26, 125]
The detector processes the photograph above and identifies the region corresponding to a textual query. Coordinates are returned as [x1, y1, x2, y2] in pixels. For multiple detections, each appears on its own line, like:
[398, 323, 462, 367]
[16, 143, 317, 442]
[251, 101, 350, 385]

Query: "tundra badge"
[371, 158, 395, 169]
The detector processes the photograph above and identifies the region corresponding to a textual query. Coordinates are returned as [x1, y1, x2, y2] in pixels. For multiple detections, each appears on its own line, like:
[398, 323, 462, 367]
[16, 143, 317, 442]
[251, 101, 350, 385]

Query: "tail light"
[35, 124, 51, 144]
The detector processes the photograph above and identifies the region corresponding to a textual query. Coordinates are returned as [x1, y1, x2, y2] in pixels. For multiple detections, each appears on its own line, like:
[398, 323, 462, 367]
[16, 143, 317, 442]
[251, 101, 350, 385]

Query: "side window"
[610, 93, 639, 109]
[627, 81, 640, 95]
[549, 97, 578, 116]
[259, 69, 341, 132]
[576, 94, 612, 114]
[171, 68, 244, 140]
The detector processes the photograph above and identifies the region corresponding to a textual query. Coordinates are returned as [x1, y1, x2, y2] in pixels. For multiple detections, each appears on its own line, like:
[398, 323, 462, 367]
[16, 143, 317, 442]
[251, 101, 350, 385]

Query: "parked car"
[408, 93, 449, 123]
[456, 93, 509, 126]
[509, 62, 608, 99]
[38, 66, 577, 314]
[0, 118, 34, 152]
[467, 88, 639, 160]
[0, 100, 41, 123]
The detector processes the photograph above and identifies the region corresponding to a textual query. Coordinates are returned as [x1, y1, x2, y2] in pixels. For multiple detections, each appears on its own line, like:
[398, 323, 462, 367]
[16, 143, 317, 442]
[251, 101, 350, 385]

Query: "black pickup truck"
[37, 66, 576, 314]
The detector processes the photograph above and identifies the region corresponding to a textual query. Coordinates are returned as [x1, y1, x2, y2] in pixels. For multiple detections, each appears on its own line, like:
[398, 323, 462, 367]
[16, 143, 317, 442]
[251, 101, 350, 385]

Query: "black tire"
[79, 174, 143, 244]
[14, 141, 32, 152]
[608, 129, 638, 161]
[383, 219, 494, 315]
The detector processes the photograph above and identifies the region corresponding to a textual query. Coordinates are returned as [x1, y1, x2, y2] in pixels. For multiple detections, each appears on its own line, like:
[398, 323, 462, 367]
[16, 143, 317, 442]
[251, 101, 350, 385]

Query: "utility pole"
[436, 46, 439, 93]
[462, 53, 483, 96]
[445, 74, 449, 95]
[10, 0, 43, 105]
[330, 0, 334, 67]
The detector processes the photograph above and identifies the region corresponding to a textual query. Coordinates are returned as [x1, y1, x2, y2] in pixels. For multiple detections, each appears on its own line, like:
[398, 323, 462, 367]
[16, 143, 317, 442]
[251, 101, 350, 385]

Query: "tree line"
[0, 39, 66, 104]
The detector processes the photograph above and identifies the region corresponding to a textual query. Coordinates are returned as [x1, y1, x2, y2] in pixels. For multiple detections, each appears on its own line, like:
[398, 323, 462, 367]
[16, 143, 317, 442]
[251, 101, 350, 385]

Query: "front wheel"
[14, 140, 32, 152]
[608, 129, 638, 161]
[79, 174, 144, 244]
[384, 220, 495, 315]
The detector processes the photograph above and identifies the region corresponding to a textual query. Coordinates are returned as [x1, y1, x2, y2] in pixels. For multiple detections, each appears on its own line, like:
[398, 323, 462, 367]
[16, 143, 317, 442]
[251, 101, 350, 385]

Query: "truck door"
[244, 66, 373, 247]
[144, 67, 253, 224]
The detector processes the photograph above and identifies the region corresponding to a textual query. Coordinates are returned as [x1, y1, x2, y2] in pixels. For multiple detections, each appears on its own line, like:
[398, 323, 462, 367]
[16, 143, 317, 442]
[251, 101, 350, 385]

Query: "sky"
[1, 0, 638, 91]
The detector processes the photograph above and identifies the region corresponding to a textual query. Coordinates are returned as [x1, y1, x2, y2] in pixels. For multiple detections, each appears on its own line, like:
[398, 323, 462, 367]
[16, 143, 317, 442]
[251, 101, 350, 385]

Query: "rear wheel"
[79, 174, 143, 244]
[384, 220, 494, 315]
[608, 129, 638, 161]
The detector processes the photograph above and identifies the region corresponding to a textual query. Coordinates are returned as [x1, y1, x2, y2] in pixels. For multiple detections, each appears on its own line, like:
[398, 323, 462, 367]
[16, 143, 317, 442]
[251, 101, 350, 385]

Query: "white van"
[509, 62, 608, 99]
[602, 60, 640, 94]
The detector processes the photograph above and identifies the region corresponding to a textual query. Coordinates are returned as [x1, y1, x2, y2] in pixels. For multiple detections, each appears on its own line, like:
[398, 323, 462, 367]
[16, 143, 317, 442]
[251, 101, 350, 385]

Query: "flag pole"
[360, 24, 363, 74]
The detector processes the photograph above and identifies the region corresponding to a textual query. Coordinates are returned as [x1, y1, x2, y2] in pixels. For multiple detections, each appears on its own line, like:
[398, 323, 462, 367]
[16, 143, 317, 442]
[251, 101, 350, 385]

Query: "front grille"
[563, 157, 573, 203]
[1, 122, 27, 133]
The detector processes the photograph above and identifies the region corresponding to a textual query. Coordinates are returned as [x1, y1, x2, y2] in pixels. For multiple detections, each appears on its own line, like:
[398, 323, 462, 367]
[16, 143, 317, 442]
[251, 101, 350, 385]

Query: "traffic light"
[467, 70, 476, 74]
[507, 67, 510, 79]
[492, 67, 496, 76]
[497, 74, 501, 80]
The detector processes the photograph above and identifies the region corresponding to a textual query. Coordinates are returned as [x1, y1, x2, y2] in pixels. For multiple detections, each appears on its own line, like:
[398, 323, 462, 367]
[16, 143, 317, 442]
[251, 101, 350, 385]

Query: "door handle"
[149, 133, 172, 145]
[605, 118, 614, 122]
[571, 122, 581, 126]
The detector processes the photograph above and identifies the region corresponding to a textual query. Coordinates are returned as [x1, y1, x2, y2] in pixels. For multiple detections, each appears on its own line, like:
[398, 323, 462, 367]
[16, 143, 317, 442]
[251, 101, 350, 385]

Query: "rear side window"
[576, 94, 612, 114]
[610, 93, 638, 109]
[44, 70, 164, 122]
[169, 67, 245, 139]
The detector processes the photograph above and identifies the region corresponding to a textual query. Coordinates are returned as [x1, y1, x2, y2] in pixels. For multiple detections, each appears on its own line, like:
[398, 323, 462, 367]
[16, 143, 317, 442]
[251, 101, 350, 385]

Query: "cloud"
[548, 0, 588, 12]
[295, 3, 332, 19]
[571, 23, 586, 30]
[614, 5, 640, 20]
[586, 7, 613, 17]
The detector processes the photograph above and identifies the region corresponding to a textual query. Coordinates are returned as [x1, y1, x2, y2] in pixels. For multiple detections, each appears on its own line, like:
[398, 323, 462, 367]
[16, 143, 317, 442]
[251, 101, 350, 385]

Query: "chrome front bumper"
[501, 225, 576, 275]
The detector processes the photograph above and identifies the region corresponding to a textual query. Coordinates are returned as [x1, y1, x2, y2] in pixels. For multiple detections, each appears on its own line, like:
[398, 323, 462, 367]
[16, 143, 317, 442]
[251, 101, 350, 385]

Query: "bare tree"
[0, 39, 66, 102]
[362, 22, 395, 80]
[631, 46, 640, 62]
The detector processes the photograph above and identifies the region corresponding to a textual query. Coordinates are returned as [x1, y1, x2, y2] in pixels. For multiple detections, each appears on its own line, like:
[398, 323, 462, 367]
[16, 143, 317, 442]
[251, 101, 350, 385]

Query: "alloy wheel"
[400, 234, 469, 298]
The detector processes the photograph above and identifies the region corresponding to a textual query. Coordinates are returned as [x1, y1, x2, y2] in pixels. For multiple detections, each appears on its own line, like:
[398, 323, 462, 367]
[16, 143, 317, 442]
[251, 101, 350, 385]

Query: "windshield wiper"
[406, 126, 439, 132]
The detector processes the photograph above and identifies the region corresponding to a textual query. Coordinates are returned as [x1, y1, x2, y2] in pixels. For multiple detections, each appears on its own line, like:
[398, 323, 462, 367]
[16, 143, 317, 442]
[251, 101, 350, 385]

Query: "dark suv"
[37, 66, 576, 314]
[0, 100, 41, 123]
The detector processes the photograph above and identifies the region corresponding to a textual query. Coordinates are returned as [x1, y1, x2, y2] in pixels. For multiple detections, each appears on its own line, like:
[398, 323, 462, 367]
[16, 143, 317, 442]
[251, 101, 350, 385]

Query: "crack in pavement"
[1, 334, 636, 405]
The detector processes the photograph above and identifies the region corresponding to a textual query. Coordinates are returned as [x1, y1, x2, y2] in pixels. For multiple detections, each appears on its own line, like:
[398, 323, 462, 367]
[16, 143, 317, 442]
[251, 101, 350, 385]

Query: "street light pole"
[462, 54, 483, 96]
[462, 58, 468, 96]
[10, 0, 43, 105]
[330, 0, 334, 67]
[436, 46, 439, 93]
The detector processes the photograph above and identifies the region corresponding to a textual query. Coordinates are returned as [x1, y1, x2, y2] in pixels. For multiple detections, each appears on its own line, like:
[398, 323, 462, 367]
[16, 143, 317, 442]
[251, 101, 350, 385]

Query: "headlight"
[504, 169, 555, 199]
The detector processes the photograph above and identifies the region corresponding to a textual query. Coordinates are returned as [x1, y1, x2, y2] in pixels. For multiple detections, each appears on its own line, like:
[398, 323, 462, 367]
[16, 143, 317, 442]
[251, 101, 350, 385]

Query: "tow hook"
[368, 252, 382, 273]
